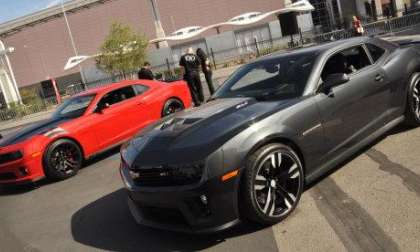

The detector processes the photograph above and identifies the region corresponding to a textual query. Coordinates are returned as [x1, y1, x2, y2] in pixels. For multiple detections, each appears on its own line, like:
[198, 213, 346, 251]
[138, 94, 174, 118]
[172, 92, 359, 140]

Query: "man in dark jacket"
[197, 48, 215, 95]
[138, 62, 154, 80]
[179, 47, 204, 106]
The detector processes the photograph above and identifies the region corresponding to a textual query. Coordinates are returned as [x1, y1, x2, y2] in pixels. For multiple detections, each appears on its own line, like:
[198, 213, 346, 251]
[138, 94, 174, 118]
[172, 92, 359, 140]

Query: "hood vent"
[160, 117, 202, 131]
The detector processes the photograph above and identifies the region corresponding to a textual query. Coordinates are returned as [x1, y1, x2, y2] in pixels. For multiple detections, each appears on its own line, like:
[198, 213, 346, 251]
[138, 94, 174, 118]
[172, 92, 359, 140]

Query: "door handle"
[375, 74, 384, 82]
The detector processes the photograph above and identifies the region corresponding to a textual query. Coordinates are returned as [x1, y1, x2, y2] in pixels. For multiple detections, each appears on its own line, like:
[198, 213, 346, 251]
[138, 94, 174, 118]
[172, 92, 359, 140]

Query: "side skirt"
[305, 115, 405, 185]
[85, 139, 128, 160]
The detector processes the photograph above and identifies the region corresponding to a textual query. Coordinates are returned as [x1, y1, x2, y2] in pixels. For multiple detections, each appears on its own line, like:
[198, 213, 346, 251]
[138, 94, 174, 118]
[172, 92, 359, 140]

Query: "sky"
[0, 0, 71, 24]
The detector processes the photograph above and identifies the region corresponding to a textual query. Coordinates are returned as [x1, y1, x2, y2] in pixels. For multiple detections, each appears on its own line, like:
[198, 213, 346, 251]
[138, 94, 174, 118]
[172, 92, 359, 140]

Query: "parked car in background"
[0, 79, 191, 184]
[120, 36, 420, 233]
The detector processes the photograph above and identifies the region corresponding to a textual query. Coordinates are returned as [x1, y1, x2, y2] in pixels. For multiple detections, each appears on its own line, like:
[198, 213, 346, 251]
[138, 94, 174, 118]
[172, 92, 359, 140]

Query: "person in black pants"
[179, 47, 204, 106]
[138, 62, 154, 80]
[196, 48, 215, 96]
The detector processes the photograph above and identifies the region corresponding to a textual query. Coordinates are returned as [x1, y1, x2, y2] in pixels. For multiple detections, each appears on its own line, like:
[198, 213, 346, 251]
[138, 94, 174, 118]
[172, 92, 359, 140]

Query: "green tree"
[96, 22, 149, 78]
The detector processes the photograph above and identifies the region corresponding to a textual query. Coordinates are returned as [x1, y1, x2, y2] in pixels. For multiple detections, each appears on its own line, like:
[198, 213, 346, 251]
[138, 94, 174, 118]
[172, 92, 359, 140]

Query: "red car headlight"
[0, 151, 23, 165]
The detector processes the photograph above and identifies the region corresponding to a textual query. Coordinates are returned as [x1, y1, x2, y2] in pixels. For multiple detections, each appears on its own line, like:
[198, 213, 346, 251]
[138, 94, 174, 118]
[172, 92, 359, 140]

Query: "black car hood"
[129, 97, 298, 165]
[0, 117, 71, 147]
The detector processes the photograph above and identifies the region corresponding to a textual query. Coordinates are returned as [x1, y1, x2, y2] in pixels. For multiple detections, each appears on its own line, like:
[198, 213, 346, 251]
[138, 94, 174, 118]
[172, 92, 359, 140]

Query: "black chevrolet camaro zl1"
[120, 36, 420, 233]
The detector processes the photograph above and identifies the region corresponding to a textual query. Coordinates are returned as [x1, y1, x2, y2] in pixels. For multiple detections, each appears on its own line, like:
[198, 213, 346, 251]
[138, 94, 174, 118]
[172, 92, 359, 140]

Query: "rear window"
[133, 84, 149, 95]
[366, 43, 386, 62]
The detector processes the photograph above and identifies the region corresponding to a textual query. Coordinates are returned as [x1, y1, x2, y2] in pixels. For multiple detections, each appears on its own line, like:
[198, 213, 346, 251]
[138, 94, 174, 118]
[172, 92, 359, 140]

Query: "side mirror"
[322, 73, 349, 91]
[95, 103, 110, 113]
[0, 134, 3, 139]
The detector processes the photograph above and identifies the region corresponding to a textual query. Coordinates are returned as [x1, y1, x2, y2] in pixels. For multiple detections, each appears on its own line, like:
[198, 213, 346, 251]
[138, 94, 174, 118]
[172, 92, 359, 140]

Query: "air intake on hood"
[160, 118, 202, 130]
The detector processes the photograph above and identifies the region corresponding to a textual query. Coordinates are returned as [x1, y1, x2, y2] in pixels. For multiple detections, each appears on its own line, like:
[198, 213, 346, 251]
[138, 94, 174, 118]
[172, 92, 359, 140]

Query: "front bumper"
[120, 164, 241, 233]
[0, 148, 44, 184]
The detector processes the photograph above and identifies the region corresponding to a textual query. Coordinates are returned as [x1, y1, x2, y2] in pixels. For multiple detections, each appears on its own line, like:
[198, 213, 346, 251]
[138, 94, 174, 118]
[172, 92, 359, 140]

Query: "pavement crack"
[366, 148, 420, 198]
[311, 178, 400, 252]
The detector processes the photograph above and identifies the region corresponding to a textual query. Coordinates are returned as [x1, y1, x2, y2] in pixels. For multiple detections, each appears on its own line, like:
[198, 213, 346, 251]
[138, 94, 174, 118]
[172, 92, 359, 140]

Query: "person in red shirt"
[352, 16, 364, 36]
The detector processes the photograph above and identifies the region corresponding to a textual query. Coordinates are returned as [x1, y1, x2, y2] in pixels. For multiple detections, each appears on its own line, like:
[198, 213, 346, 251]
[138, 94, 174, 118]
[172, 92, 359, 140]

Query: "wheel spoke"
[268, 190, 276, 216]
[270, 153, 282, 169]
[413, 86, 419, 96]
[414, 96, 420, 118]
[64, 160, 77, 169]
[288, 164, 300, 179]
[255, 175, 267, 190]
[277, 185, 296, 210]
[262, 187, 272, 213]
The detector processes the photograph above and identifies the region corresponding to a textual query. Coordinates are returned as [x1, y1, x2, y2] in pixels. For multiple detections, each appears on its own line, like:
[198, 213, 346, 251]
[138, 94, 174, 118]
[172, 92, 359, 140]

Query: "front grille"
[131, 164, 203, 187]
[0, 151, 23, 165]
[0, 172, 17, 181]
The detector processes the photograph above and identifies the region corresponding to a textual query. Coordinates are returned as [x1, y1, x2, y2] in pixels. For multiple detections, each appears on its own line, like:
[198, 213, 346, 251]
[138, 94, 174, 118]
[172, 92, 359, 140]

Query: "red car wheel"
[162, 98, 184, 117]
[43, 139, 83, 181]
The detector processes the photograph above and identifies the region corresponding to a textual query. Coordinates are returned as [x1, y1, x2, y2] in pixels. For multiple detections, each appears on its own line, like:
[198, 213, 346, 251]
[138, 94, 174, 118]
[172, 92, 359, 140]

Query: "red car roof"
[75, 79, 163, 97]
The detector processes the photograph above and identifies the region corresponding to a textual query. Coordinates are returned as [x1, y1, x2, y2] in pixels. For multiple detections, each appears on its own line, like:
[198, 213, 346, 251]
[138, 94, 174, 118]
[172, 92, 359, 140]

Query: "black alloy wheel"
[162, 98, 184, 117]
[405, 73, 420, 126]
[241, 143, 304, 225]
[44, 139, 83, 180]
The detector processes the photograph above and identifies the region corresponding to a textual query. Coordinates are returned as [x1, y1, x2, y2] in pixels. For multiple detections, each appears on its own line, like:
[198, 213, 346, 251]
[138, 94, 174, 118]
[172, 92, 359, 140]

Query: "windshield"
[213, 52, 317, 100]
[52, 94, 96, 118]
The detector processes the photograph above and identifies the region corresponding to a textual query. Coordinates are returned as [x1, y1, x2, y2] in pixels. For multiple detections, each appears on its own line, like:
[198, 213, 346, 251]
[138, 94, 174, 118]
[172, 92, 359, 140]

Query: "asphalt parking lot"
[1, 123, 420, 252]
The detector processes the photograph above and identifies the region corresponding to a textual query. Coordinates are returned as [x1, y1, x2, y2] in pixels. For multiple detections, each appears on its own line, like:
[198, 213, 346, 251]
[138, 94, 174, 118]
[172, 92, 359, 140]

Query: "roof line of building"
[0, 0, 115, 37]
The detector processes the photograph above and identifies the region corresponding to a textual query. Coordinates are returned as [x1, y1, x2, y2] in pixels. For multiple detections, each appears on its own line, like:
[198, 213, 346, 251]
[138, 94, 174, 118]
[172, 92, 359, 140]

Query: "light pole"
[149, 0, 169, 48]
[61, 0, 86, 85]
[0, 40, 22, 105]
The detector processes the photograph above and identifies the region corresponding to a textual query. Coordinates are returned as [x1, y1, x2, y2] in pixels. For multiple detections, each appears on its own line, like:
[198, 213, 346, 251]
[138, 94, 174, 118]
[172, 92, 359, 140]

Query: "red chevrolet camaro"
[0, 79, 192, 184]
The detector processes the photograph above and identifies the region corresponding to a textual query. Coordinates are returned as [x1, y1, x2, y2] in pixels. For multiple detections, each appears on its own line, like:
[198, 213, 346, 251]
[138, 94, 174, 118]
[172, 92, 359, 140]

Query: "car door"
[128, 84, 153, 135]
[315, 45, 391, 157]
[91, 86, 139, 150]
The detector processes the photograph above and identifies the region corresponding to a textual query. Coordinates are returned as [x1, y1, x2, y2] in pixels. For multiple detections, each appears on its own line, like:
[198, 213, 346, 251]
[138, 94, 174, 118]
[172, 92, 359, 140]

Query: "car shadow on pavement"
[305, 123, 415, 190]
[71, 188, 266, 252]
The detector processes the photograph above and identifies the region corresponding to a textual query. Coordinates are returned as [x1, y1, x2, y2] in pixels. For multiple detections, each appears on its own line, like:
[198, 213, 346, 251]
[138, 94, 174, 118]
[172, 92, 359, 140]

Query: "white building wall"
[297, 13, 314, 32]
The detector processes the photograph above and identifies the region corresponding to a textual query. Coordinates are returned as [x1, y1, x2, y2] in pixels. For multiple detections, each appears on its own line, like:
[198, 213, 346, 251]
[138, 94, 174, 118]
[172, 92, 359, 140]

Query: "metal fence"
[313, 10, 420, 42]
[0, 97, 57, 122]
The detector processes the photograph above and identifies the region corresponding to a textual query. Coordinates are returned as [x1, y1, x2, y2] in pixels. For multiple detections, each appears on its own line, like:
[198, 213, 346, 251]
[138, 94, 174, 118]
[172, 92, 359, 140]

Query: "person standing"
[196, 48, 215, 96]
[138, 62, 154, 80]
[179, 47, 204, 106]
[352, 16, 364, 36]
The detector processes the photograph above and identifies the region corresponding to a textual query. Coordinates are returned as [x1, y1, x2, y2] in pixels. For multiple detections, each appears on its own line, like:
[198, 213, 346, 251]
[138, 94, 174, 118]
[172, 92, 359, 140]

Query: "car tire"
[161, 98, 184, 117]
[405, 72, 420, 126]
[43, 139, 83, 181]
[240, 143, 304, 225]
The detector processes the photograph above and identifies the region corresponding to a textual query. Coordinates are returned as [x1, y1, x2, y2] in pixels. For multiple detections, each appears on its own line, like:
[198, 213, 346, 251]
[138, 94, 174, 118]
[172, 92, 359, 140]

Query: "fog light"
[200, 194, 208, 205]
[129, 170, 140, 179]
[19, 167, 29, 176]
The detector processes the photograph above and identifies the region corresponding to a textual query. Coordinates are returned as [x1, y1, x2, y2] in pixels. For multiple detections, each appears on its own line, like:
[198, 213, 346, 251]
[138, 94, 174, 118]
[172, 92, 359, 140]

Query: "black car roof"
[259, 36, 374, 61]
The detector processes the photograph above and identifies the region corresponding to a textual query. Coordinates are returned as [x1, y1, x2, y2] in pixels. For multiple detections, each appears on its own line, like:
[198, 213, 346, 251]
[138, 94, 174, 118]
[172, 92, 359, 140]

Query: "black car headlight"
[169, 162, 204, 181]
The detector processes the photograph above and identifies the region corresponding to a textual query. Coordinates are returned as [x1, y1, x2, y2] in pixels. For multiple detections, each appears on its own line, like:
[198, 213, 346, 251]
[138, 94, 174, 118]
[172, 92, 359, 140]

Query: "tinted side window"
[366, 43, 385, 62]
[133, 84, 149, 95]
[99, 86, 136, 106]
[321, 46, 371, 80]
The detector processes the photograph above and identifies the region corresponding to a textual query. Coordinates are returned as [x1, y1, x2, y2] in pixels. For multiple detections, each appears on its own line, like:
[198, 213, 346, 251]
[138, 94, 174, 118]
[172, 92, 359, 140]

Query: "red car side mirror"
[95, 103, 110, 113]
